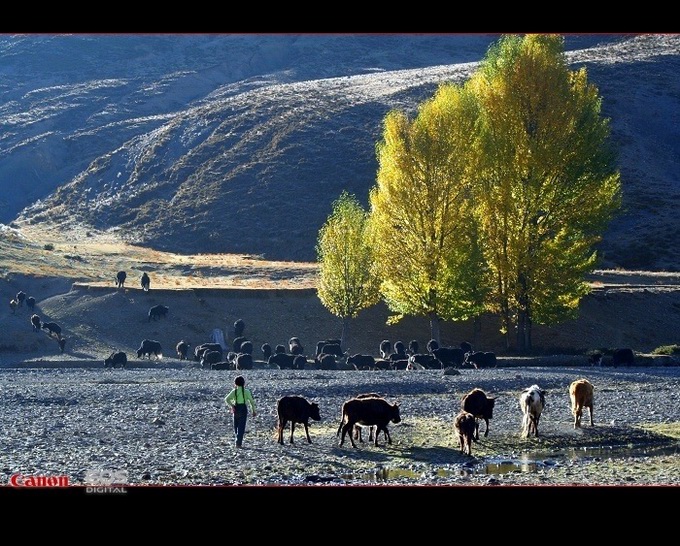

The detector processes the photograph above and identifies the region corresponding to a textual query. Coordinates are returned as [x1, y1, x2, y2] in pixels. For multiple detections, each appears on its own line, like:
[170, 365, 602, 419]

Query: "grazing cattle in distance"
[292, 355, 308, 370]
[269, 352, 295, 370]
[58, 337, 66, 353]
[9, 299, 17, 314]
[201, 350, 223, 369]
[391, 358, 409, 370]
[26, 296, 36, 311]
[519, 385, 546, 437]
[569, 378, 594, 429]
[105, 351, 127, 368]
[176, 341, 190, 360]
[431, 347, 465, 368]
[233, 318, 245, 338]
[239, 340, 253, 355]
[461, 388, 497, 440]
[316, 339, 342, 357]
[148, 304, 169, 322]
[612, 348, 635, 367]
[261, 343, 273, 361]
[454, 410, 476, 456]
[232, 336, 247, 354]
[464, 351, 497, 369]
[42, 321, 62, 339]
[194, 343, 222, 362]
[379, 340, 391, 360]
[141, 272, 150, 292]
[347, 354, 375, 370]
[315, 353, 336, 370]
[373, 359, 392, 371]
[31, 314, 42, 332]
[210, 361, 232, 370]
[116, 271, 126, 288]
[289, 337, 304, 355]
[234, 353, 253, 370]
[337, 396, 401, 448]
[137, 339, 162, 360]
[426, 339, 439, 353]
[277, 395, 321, 444]
[589, 353, 603, 366]
[16, 291, 26, 307]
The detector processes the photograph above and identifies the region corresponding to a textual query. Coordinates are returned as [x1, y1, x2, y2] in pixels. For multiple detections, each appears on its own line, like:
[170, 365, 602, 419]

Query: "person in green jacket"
[224, 375, 257, 448]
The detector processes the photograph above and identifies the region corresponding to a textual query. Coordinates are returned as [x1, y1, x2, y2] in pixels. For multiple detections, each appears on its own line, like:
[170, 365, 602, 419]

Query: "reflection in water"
[353, 442, 680, 482]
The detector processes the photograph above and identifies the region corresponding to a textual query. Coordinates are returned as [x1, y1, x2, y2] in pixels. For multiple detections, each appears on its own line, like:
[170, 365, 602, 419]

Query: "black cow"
[379, 340, 391, 360]
[141, 272, 150, 292]
[268, 353, 295, 370]
[315, 353, 336, 370]
[116, 271, 126, 288]
[261, 343, 273, 361]
[316, 339, 342, 356]
[292, 355, 308, 370]
[277, 395, 321, 444]
[408, 353, 439, 369]
[16, 291, 26, 307]
[464, 351, 497, 369]
[274, 344, 287, 354]
[347, 354, 375, 370]
[137, 339, 162, 359]
[30, 314, 41, 332]
[201, 350, 222, 369]
[337, 396, 401, 448]
[426, 339, 439, 353]
[148, 304, 169, 322]
[233, 318, 245, 338]
[289, 337, 304, 355]
[176, 340, 190, 360]
[26, 296, 35, 311]
[42, 322, 62, 339]
[58, 337, 66, 353]
[105, 351, 127, 368]
[407, 340, 419, 356]
[239, 340, 253, 355]
[352, 393, 387, 443]
[194, 343, 222, 362]
[612, 348, 635, 367]
[432, 347, 465, 368]
[461, 388, 497, 440]
[234, 353, 253, 370]
[210, 361, 233, 371]
[232, 336, 247, 354]
[460, 341, 473, 355]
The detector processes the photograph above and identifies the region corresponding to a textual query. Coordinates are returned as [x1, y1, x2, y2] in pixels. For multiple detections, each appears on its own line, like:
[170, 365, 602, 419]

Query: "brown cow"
[569, 378, 594, 429]
[277, 395, 321, 444]
[337, 396, 401, 448]
[461, 388, 496, 440]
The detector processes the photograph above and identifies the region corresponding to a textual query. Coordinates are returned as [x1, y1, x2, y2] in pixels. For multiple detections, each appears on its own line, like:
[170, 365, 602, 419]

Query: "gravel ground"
[2, 363, 680, 490]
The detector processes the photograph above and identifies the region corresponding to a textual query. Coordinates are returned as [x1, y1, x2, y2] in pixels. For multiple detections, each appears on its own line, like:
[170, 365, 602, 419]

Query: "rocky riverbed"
[1, 363, 679, 490]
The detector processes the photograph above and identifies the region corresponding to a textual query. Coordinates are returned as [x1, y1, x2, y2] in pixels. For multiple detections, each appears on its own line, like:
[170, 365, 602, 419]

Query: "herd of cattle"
[275, 377, 594, 455]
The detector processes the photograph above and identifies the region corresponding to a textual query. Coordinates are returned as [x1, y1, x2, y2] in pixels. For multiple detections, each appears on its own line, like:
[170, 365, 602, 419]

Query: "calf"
[176, 340, 190, 360]
[454, 410, 476, 456]
[351, 393, 385, 443]
[116, 271, 126, 288]
[137, 339, 162, 359]
[26, 296, 36, 311]
[569, 378, 594, 429]
[148, 304, 169, 322]
[337, 396, 401, 448]
[277, 395, 321, 444]
[105, 351, 127, 368]
[42, 321, 62, 340]
[31, 314, 42, 332]
[519, 384, 546, 437]
[461, 388, 496, 440]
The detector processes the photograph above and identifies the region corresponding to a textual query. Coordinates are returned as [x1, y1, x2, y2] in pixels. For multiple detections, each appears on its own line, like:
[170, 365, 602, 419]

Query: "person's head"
[234, 375, 245, 387]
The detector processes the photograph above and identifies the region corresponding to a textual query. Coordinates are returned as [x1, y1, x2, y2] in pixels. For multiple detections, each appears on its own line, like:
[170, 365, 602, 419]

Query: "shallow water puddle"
[350, 442, 680, 482]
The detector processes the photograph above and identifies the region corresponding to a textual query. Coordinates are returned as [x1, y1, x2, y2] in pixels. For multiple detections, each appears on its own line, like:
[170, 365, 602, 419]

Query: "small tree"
[316, 191, 380, 348]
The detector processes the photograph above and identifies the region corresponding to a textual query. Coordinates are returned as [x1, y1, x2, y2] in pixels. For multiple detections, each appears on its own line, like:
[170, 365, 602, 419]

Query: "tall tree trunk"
[429, 312, 440, 344]
[340, 316, 350, 351]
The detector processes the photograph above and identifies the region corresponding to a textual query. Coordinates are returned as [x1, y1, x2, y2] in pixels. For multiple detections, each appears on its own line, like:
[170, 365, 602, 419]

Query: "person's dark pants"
[233, 405, 248, 447]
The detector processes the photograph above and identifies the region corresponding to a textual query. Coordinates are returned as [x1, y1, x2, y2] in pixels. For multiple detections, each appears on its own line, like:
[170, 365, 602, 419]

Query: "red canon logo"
[9, 473, 70, 487]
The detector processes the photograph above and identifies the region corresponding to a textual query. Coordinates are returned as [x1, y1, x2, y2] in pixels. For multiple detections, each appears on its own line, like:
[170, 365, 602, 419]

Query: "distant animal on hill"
[9, 299, 17, 314]
[194, 343, 223, 362]
[176, 340, 190, 360]
[26, 296, 36, 311]
[379, 340, 391, 360]
[116, 271, 127, 288]
[261, 343, 272, 361]
[42, 321, 62, 339]
[137, 339, 162, 360]
[15, 291, 26, 307]
[148, 304, 169, 322]
[105, 351, 127, 368]
[289, 337, 304, 355]
[141, 272, 150, 292]
[58, 337, 66, 353]
[569, 378, 594, 429]
[31, 314, 42, 332]
[276, 395, 321, 445]
[201, 350, 223, 369]
[233, 318, 245, 338]
[232, 335, 247, 354]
